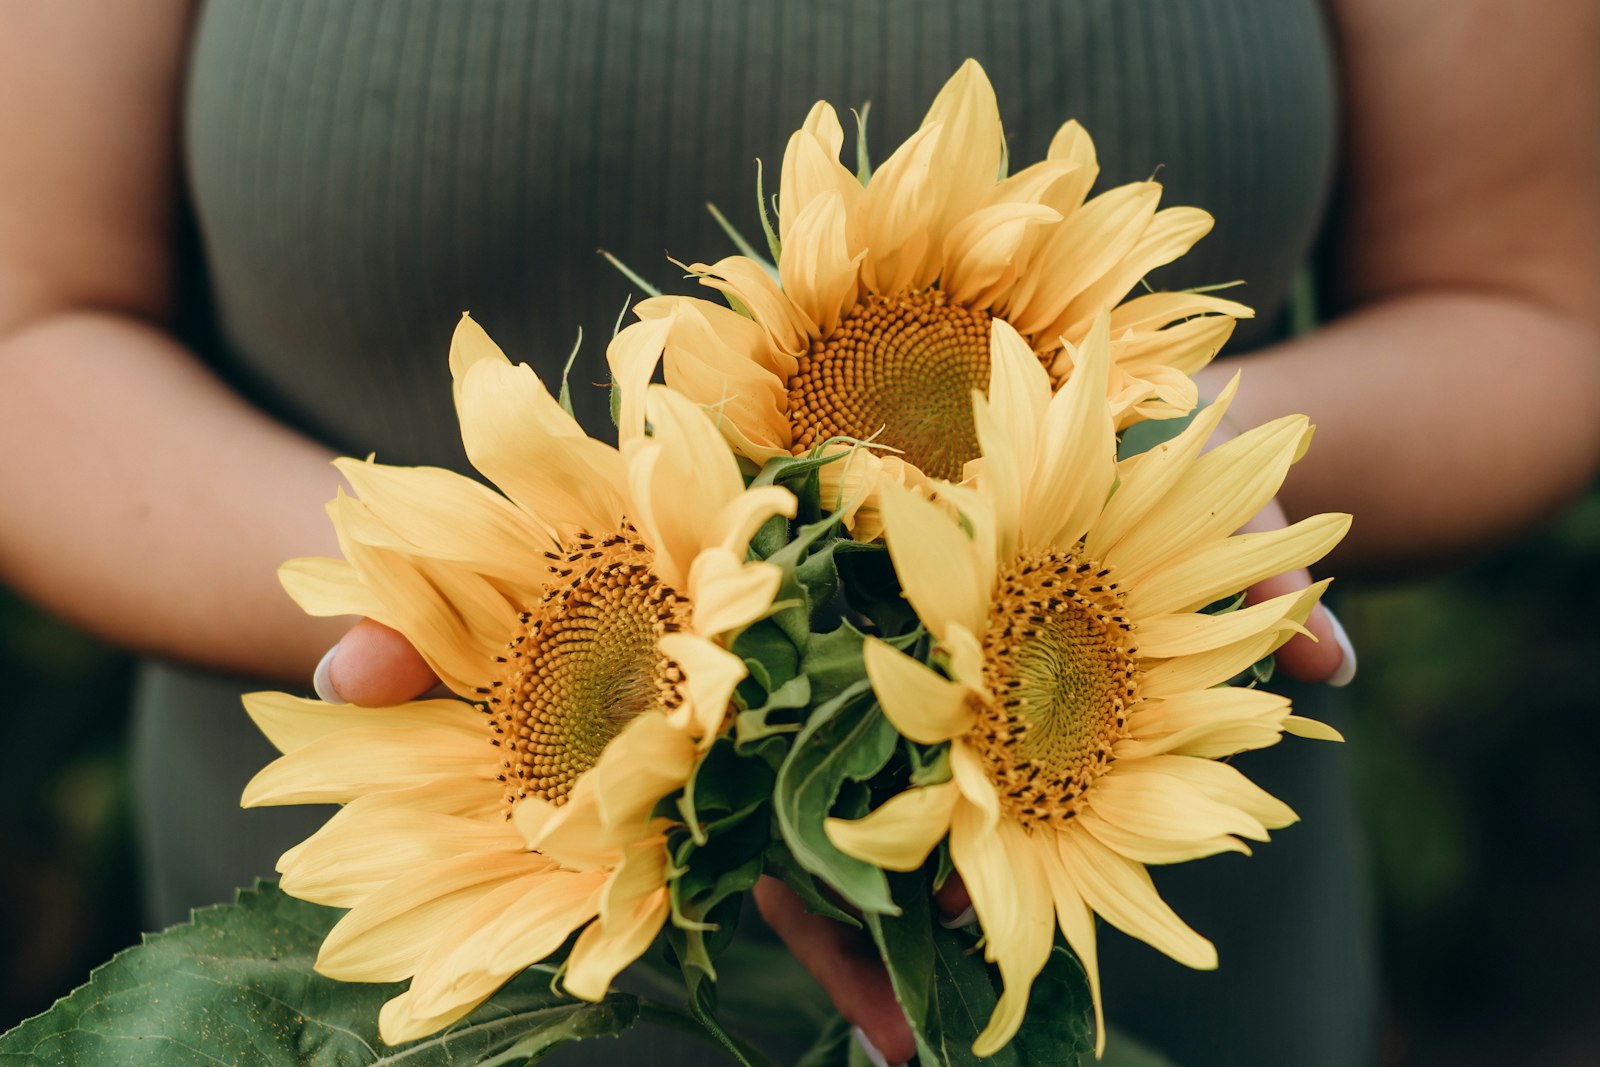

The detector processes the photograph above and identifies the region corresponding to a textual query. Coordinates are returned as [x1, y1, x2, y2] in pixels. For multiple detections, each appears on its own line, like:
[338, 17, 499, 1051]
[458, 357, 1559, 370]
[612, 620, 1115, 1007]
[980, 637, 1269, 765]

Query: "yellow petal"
[1006, 183, 1160, 341]
[517, 714, 699, 864]
[455, 356, 629, 534]
[879, 481, 991, 642]
[317, 851, 545, 982]
[1105, 414, 1315, 585]
[278, 801, 523, 908]
[1058, 831, 1216, 970]
[957, 811, 1055, 1058]
[242, 723, 493, 808]
[779, 190, 865, 337]
[659, 632, 746, 740]
[377, 869, 604, 1043]
[1084, 372, 1238, 565]
[942, 202, 1061, 309]
[1111, 309, 1239, 379]
[623, 385, 746, 588]
[1076, 806, 1252, 866]
[334, 457, 557, 580]
[949, 738, 1003, 829]
[1038, 836, 1105, 1058]
[1127, 754, 1298, 830]
[972, 320, 1048, 560]
[1018, 315, 1117, 551]
[606, 313, 675, 446]
[1081, 764, 1268, 846]
[1123, 513, 1351, 619]
[333, 505, 521, 695]
[704, 484, 797, 560]
[1284, 715, 1345, 742]
[858, 123, 943, 295]
[1046, 206, 1216, 345]
[687, 551, 781, 639]
[825, 780, 958, 871]
[691, 255, 812, 358]
[278, 555, 381, 620]
[1140, 583, 1326, 698]
[1135, 578, 1331, 659]
[1047, 119, 1097, 168]
[918, 58, 1005, 253]
[566, 851, 672, 1004]
[780, 107, 862, 249]
[864, 636, 974, 744]
[241, 691, 481, 756]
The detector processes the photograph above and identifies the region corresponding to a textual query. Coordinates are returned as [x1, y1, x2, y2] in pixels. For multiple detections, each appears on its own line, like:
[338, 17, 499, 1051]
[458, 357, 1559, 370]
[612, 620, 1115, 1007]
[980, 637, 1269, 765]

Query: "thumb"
[314, 618, 441, 706]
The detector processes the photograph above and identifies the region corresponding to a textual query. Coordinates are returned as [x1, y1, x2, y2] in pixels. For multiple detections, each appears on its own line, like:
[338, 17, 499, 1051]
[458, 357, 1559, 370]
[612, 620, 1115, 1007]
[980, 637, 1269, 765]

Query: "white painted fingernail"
[852, 1026, 904, 1067]
[1324, 609, 1357, 688]
[313, 644, 347, 705]
[939, 905, 977, 930]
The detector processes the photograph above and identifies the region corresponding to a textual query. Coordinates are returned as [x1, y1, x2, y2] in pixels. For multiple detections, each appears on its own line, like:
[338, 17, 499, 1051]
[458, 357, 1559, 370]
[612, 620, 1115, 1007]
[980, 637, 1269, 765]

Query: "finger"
[1235, 499, 1355, 687]
[752, 877, 915, 1065]
[1241, 564, 1354, 687]
[314, 618, 440, 706]
[934, 873, 973, 927]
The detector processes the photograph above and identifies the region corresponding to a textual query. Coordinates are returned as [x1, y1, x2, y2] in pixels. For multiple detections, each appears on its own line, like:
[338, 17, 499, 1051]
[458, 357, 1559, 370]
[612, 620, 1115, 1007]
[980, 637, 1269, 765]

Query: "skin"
[2, 0, 1596, 1063]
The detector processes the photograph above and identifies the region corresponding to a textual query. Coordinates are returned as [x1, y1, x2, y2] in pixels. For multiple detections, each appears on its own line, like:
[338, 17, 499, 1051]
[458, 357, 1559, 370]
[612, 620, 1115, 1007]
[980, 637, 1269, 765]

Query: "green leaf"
[926, 925, 1017, 1067]
[1012, 945, 1096, 1065]
[864, 872, 939, 1065]
[0, 882, 665, 1066]
[771, 681, 899, 915]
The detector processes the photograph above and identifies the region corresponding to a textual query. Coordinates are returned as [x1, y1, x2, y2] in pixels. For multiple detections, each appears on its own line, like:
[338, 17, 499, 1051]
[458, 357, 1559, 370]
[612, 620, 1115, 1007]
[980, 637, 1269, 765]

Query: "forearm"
[0, 309, 348, 681]
[1202, 288, 1600, 575]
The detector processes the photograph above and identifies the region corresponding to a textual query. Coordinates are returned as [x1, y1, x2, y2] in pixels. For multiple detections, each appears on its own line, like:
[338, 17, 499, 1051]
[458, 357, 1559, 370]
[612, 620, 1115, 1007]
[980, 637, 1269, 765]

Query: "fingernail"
[313, 644, 348, 705]
[1324, 609, 1357, 688]
[852, 1026, 905, 1067]
[939, 905, 976, 930]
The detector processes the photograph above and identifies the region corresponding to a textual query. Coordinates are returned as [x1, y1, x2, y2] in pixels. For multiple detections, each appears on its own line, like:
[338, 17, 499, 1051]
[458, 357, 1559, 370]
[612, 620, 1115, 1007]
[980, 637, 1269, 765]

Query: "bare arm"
[0, 1, 349, 681]
[1199, 0, 1600, 576]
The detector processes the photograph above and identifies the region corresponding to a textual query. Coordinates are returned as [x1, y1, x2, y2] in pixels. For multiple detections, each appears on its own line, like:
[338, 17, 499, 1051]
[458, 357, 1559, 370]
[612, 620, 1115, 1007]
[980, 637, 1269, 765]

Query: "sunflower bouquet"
[0, 61, 1347, 1067]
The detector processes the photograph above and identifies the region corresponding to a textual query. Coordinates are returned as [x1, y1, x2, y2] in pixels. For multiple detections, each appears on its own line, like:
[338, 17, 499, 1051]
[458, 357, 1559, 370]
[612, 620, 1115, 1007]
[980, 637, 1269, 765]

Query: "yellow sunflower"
[823, 316, 1349, 1057]
[242, 314, 795, 1042]
[609, 59, 1250, 535]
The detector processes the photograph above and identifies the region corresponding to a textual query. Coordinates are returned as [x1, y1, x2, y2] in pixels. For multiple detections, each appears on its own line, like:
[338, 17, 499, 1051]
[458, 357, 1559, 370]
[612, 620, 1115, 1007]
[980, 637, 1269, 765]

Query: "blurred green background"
[1, 482, 1597, 1064]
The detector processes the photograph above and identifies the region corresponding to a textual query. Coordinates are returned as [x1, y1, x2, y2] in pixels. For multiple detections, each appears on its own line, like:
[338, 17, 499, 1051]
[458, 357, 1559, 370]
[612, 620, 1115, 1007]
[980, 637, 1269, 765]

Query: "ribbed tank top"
[132, 4, 1371, 1063]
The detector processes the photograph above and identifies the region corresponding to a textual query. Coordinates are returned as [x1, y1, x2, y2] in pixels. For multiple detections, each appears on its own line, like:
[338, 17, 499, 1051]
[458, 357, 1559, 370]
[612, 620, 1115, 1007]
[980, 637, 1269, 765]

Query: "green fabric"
[135, 2, 1365, 1063]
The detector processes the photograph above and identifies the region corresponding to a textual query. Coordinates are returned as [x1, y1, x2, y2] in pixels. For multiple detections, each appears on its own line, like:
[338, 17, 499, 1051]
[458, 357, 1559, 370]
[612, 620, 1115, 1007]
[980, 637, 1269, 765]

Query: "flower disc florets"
[974, 552, 1136, 827]
[486, 526, 693, 809]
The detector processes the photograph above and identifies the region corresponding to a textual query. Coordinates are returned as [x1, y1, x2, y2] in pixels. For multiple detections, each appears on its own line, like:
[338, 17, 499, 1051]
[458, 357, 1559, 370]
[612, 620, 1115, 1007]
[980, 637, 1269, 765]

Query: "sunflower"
[609, 59, 1250, 535]
[242, 315, 795, 1042]
[822, 316, 1349, 1057]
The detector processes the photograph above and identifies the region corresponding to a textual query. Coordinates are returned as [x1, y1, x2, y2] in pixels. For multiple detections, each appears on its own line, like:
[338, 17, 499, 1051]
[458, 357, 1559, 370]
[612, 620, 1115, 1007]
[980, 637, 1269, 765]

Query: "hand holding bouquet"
[2, 61, 1347, 1067]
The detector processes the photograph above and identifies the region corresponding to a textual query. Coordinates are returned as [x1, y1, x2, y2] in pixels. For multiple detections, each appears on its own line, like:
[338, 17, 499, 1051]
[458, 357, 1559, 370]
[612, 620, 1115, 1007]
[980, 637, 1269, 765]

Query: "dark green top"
[135, 3, 1369, 1063]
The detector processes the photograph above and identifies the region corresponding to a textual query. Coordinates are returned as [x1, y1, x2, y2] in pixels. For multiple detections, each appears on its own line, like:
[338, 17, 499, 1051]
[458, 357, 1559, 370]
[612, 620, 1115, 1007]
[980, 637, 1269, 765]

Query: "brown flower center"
[786, 288, 990, 481]
[969, 552, 1138, 827]
[482, 527, 690, 809]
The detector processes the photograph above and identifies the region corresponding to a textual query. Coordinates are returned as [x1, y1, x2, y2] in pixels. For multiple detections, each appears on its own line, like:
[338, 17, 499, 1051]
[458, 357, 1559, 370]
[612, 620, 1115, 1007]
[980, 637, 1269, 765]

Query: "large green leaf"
[771, 682, 899, 916]
[0, 883, 680, 1067]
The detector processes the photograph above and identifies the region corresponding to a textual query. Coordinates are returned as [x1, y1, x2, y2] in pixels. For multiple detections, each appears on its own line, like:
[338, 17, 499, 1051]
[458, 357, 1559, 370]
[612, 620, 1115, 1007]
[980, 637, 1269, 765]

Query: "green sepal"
[853, 102, 874, 184]
[556, 327, 584, 419]
[755, 157, 782, 264]
[707, 200, 778, 273]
